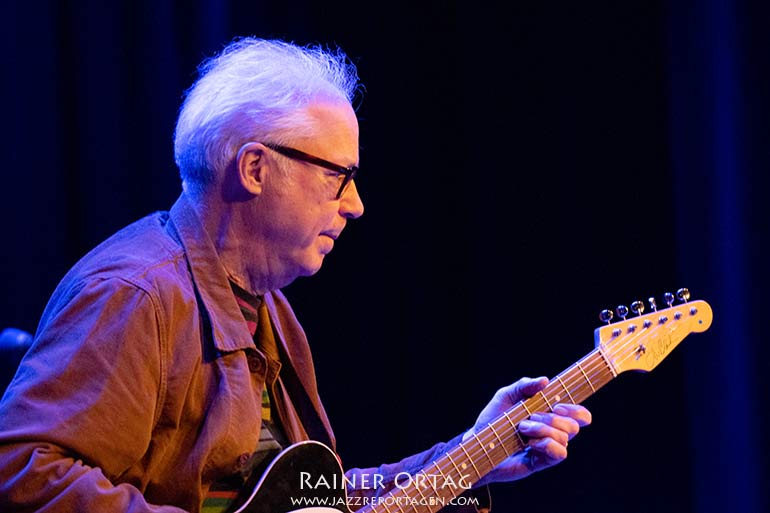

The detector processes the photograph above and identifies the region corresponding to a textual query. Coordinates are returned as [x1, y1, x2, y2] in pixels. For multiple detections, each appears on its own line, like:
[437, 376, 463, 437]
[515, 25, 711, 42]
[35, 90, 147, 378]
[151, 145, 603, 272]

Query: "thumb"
[466, 376, 549, 442]
[498, 376, 548, 406]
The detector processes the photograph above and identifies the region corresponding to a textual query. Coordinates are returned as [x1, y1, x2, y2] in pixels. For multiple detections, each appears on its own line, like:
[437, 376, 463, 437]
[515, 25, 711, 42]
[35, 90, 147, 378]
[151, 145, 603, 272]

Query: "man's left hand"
[463, 376, 592, 486]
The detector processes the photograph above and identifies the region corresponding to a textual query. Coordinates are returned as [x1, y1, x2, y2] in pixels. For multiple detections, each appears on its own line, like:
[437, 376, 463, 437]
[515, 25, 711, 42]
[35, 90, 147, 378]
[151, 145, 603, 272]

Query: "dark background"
[1, 1, 767, 512]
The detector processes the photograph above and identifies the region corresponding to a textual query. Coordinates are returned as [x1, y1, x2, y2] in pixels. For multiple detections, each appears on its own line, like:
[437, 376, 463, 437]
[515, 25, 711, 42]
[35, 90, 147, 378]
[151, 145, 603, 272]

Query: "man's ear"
[235, 142, 267, 195]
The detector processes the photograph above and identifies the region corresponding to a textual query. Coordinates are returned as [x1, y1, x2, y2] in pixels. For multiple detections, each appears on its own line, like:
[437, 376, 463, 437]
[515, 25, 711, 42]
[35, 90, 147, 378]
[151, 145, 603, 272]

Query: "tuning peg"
[616, 305, 629, 320]
[648, 297, 657, 311]
[599, 309, 613, 324]
[676, 288, 690, 303]
[630, 300, 645, 316]
[664, 292, 675, 307]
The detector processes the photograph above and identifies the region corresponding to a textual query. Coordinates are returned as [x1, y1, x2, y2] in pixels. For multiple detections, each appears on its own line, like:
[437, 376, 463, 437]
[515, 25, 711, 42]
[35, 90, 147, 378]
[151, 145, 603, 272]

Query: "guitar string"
[374, 347, 636, 513]
[445, 315, 679, 479]
[428, 312, 689, 495]
[365, 338, 649, 513]
[364, 356, 615, 513]
[361, 306, 695, 513]
[356, 373, 599, 513]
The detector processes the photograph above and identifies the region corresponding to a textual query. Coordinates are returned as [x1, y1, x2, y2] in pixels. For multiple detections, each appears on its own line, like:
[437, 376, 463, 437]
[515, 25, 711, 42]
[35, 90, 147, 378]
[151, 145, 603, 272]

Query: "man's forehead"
[294, 101, 359, 163]
[304, 101, 358, 131]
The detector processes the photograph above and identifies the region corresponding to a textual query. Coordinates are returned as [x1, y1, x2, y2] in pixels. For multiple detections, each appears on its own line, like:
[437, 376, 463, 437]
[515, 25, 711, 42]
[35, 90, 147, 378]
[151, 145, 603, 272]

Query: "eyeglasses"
[263, 142, 359, 200]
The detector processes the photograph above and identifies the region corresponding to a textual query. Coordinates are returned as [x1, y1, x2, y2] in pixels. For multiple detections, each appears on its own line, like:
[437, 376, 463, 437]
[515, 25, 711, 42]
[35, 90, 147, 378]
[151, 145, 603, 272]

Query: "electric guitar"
[222, 289, 713, 513]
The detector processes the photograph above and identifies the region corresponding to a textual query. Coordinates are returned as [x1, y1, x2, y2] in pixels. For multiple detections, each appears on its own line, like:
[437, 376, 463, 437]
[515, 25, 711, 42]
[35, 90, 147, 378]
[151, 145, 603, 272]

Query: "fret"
[392, 495, 407, 513]
[503, 411, 526, 447]
[597, 345, 619, 377]
[423, 466, 442, 496]
[412, 473, 429, 501]
[472, 432, 495, 466]
[410, 483, 429, 513]
[539, 390, 553, 410]
[432, 460, 451, 485]
[487, 422, 510, 456]
[501, 410, 516, 428]
[575, 361, 596, 392]
[445, 452, 465, 482]
[556, 375, 576, 403]
[521, 401, 532, 416]
[459, 444, 481, 478]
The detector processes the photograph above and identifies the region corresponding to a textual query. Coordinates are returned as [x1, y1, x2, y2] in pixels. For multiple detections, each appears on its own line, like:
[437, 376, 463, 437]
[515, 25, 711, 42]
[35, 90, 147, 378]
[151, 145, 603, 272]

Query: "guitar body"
[230, 440, 352, 513]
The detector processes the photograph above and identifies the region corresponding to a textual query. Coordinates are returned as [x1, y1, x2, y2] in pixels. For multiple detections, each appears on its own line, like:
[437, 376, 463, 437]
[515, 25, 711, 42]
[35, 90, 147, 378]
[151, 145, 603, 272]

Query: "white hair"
[173, 37, 362, 194]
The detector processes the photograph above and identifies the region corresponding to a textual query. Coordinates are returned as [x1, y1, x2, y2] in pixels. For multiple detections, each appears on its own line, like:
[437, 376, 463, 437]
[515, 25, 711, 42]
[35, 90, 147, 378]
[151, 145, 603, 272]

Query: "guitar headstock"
[594, 288, 713, 374]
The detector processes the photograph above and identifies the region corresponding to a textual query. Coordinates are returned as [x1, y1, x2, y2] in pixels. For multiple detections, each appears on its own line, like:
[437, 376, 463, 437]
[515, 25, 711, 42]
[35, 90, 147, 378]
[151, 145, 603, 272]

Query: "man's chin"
[299, 255, 325, 277]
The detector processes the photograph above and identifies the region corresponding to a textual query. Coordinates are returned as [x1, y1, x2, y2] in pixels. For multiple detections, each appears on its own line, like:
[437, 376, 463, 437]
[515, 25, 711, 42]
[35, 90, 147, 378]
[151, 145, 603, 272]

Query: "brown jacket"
[0, 194, 337, 512]
[0, 193, 487, 513]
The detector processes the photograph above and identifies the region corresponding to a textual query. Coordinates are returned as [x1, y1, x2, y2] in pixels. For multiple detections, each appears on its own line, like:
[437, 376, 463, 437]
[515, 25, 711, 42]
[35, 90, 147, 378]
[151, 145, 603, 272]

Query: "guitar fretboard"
[358, 298, 711, 513]
[361, 347, 616, 513]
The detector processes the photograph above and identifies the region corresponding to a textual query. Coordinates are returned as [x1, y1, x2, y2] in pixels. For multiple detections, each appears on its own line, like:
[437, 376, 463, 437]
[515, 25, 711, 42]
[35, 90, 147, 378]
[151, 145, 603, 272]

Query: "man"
[0, 38, 591, 512]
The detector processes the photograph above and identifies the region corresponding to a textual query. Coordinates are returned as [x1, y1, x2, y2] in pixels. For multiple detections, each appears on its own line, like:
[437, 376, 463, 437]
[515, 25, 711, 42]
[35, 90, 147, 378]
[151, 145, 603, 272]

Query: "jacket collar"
[169, 192, 255, 353]
[168, 192, 335, 448]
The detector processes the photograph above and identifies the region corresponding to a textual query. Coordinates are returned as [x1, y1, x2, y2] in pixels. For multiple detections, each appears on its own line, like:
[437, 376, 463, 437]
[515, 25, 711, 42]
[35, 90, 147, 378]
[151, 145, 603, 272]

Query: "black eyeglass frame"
[263, 142, 358, 199]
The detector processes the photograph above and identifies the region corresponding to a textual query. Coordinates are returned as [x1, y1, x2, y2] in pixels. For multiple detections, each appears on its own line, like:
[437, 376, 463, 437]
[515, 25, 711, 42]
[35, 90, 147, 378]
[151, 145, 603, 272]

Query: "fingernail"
[553, 404, 569, 415]
[519, 420, 534, 430]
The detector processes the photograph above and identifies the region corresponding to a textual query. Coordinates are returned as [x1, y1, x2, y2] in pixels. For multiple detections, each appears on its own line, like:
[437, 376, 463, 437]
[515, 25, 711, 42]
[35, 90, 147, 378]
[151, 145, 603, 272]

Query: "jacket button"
[247, 353, 263, 373]
[236, 452, 251, 472]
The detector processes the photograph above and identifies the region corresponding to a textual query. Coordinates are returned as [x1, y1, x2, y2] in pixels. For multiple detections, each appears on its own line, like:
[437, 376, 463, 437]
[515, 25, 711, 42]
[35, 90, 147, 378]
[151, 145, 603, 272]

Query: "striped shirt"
[202, 282, 289, 513]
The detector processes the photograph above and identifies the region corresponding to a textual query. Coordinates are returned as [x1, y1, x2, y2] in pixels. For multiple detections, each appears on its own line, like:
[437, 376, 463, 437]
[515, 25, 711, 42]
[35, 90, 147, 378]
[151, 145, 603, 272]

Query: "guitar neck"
[358, 297, 711, 513]
[362, 347, 616, 513]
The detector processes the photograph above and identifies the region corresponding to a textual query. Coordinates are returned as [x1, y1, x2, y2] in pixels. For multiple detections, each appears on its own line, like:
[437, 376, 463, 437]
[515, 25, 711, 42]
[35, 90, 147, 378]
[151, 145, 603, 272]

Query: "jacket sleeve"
[0, 277, 185, 513]
[343, 433, 491, 513]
